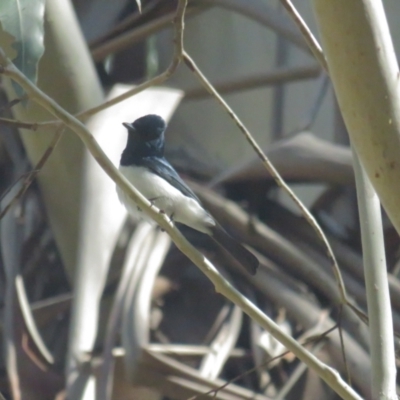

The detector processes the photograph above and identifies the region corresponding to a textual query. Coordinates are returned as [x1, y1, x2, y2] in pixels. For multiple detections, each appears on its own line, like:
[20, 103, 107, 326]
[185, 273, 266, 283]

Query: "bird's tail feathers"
[210, 224, 258, 275]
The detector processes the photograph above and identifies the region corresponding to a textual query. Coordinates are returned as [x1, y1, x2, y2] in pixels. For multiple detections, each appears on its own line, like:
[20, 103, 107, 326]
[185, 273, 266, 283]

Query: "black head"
[123, 114, 166, 141]
[120, 114, 167, 165]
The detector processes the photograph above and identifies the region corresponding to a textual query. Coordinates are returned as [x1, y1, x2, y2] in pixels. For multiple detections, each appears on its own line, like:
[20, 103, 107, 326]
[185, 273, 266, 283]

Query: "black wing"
[140, 156, 201, 202]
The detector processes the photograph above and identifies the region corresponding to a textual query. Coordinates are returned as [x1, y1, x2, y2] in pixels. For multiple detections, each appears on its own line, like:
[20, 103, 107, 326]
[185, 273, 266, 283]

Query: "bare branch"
[74, 0, 187, 121]
[185, 64, 321, 99]
[0, 96, 27, 113]
[91, 5, 207, 62]
[279, 0, 328, 71]
[88, 0, 163, 48]
[91, 12, 173, 62]
[0, 117, 38, 131]
[0, 126, 64, 220]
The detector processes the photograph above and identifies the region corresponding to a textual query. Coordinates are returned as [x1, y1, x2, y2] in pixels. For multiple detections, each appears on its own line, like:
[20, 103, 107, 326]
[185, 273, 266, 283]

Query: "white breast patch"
[117, 165, 215, 234]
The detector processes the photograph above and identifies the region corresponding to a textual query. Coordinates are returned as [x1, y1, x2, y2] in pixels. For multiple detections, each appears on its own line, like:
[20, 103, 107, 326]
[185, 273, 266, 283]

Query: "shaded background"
[1, 0, 400, 399]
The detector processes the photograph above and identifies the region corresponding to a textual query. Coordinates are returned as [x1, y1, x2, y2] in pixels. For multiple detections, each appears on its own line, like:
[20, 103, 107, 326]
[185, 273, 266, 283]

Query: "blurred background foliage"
[0, 0, 400, 399]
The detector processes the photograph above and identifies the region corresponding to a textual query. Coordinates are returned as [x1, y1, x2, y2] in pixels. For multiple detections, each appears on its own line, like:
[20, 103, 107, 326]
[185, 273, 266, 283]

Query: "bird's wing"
[140, 156, 201, 202]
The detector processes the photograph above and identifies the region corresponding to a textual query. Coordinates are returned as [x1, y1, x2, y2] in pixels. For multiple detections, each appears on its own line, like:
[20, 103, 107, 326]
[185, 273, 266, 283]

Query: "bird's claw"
[158, 210, 174, 232]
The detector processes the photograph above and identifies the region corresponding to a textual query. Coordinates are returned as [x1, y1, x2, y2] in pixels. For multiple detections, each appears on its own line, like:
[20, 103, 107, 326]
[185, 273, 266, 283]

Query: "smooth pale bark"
[312, 0, 400, 235]
[312, 2, 398, 399]
[352, 148, 396, 400]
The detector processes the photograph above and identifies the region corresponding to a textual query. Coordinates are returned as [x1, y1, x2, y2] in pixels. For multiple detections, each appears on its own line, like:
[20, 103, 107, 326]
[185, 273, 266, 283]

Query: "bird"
[117, 114, 259, 275]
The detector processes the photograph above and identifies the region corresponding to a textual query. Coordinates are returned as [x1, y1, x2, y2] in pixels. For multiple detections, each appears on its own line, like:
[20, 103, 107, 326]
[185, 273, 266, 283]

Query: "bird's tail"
[210, 224, 258, 275]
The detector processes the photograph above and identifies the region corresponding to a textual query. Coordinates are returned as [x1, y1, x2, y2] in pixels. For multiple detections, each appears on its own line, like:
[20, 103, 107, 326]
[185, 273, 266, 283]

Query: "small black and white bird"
[117, 114, 259, 275]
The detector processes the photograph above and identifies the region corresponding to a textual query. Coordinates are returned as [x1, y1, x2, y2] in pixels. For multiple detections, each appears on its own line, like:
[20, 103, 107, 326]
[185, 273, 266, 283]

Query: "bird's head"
[123, 114, 166, 142]
[121, 114, 166, 163]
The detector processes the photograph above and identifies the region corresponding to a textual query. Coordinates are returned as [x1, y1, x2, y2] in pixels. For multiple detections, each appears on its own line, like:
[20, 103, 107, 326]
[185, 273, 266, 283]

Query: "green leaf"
[0, 0, 45, 95]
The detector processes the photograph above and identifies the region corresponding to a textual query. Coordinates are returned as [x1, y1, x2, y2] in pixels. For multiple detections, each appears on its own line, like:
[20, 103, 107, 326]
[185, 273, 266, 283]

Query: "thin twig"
[33, 0, 313, 126]
[34, 0, 190, 129]
[91, 6, 207, 62]
[182, 51, 348, 307]
[279, 0, 328, 72]
[188, 322, 339, 400]
[0, 96, 27, 113]
[337, 305, 352, 385]
[0, 126, 64, 220]
[0, 117, 38, 131]
[0, 173, 32, 204]
[5, 2, 190, 131]
[91, 11, 175, 62]
[185, 64, 321, 99]
[287, 74, 329, 134]
[74, 0, 187, 121]
[275, 341, 326, 400]
[88, 0, 162, 48]
[34, 0, 308, 126]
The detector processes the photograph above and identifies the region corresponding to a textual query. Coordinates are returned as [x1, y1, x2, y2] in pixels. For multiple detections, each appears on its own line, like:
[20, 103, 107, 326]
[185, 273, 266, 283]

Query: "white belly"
[117, 165, 215, 234]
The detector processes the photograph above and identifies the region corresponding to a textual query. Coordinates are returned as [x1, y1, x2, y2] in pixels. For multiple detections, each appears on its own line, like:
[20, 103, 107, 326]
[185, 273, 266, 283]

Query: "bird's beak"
[122, 122, 135, 130]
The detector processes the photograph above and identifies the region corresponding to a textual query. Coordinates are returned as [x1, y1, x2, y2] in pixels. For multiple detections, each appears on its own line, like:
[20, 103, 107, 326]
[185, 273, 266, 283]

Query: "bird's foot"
[148, 197, 160, 209]
[157, 211, 174, 232]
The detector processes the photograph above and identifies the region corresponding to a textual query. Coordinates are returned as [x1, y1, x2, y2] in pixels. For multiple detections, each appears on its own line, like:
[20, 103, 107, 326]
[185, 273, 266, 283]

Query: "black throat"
[120, 133, 165, 166]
